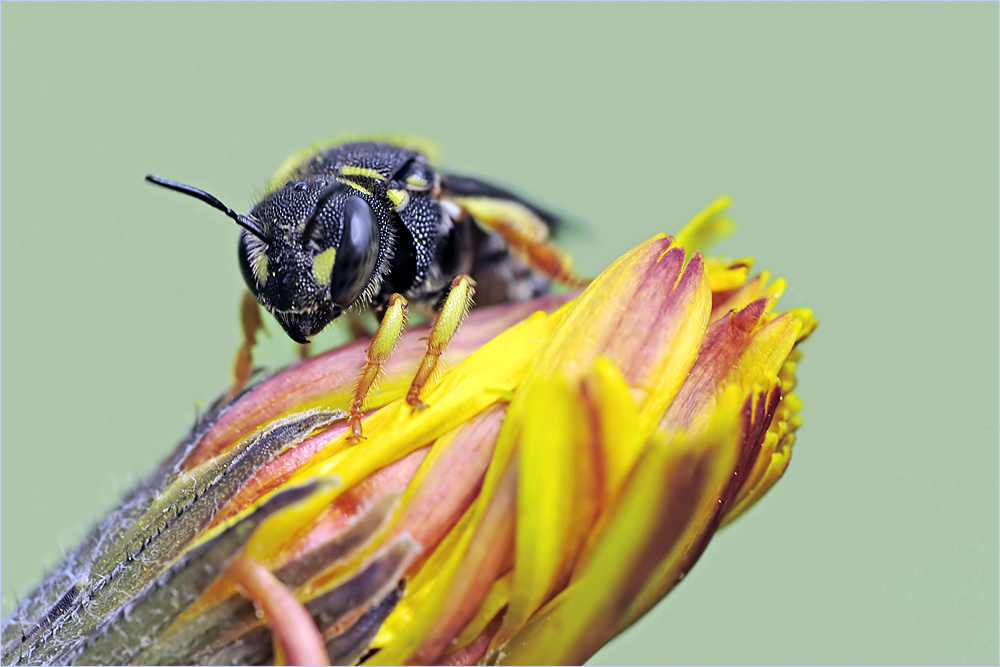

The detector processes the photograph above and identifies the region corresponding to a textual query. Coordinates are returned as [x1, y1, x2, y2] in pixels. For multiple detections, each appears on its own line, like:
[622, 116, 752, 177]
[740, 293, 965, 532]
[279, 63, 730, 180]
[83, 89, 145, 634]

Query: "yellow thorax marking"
[312, 247, 337, 286]
[337, 177, 372, 197]
[338, 165, 386, 181]
[265, 134, 439, 193]
[405, 173, 428, 189]
[387, 188, 410, 210]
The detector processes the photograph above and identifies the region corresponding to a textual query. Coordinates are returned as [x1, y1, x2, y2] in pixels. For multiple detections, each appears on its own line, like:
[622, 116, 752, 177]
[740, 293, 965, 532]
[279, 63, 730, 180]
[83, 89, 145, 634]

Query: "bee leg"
[446, 196, 589, 287]
[406, 275, 476, 411]
[349, 294, 409, 441]
[230, 290, 264, 397]
[518, 235, 589, 288]
[299, 343, 312, 359]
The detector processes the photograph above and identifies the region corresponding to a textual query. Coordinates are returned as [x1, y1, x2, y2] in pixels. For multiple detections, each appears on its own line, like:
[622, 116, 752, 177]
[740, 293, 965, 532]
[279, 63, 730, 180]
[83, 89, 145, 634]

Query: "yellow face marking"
[387, 188, 410, 210]
[405, 173, 428, 189]
[338, 165, 386, 181]
[250, 252, 268, 286]
[312, 247, 337, 286]
[337, 177, 372, 196]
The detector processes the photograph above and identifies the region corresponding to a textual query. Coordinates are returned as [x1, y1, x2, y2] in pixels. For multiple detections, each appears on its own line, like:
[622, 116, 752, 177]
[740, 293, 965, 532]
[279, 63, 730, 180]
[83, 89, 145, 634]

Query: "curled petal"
[225, 556, 329, 666]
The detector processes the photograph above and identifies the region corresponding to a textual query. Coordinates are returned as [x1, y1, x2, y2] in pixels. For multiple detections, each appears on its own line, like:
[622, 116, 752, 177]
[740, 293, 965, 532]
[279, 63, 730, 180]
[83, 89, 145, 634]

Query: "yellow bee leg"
[298, 343, 312, 359]
[230, 290, 263, 396]
[350, 294, 408, 441]
[406, 275, 476, 410]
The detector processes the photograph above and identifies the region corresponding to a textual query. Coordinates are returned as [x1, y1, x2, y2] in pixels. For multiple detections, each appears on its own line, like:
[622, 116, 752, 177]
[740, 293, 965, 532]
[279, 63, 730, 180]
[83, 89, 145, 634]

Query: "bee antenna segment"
[145, 174, 272, 242]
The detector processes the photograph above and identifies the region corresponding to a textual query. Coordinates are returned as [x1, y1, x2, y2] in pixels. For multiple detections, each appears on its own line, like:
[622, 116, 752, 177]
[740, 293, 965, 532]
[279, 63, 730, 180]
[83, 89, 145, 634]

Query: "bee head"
[146, 175, 382, 344]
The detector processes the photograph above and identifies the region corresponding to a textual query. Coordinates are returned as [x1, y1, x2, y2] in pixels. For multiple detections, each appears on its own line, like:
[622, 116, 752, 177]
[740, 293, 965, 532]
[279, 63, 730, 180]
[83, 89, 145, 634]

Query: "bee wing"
[440, 174, 587, 287]
[440, 174, 563, 230]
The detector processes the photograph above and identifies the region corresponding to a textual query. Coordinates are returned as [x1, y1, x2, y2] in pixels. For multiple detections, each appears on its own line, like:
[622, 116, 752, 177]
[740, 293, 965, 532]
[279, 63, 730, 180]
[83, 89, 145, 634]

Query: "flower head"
[1, 197, 815, 666]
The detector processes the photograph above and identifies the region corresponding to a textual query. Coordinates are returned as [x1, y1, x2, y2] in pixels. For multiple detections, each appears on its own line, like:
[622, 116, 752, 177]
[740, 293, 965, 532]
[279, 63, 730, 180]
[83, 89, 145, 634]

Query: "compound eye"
[328, 196, 380, 308]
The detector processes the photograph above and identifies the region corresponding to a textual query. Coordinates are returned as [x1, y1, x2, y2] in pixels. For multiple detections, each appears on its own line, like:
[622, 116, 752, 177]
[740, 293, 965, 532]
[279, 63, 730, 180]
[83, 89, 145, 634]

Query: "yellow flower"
[1, 197, 815, 666]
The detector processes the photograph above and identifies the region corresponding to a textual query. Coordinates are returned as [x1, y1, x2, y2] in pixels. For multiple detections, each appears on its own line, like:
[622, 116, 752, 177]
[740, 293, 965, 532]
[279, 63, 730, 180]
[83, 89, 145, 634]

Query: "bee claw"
[348, 415, 367, 442]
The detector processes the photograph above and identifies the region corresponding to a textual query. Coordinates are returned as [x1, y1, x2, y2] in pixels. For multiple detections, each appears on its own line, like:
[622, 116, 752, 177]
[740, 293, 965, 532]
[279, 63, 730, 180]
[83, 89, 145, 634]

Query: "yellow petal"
[521, 234, 711, 440]
[617, 385, 754, 632]
[722, 431, 795, 526]
[664, 302, 800, 436]
[489, 236, 712, 650]
[585, 356, 643, 503]
[503, 375, 585, 646]
[674, 195, 735, 252]
[185, 296, 571, 468]
[370, 505, 477, 650]
[452, 573, 512, 650]
[705, 256, 754, 292]
[365, 459, 518, 665]
[243, 310, 561, 567]
[497, 386, 744, 665]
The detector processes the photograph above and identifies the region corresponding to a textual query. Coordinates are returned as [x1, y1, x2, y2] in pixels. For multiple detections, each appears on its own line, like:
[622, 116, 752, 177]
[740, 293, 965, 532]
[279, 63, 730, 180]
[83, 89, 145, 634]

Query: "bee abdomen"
[467, 224, 550, 307]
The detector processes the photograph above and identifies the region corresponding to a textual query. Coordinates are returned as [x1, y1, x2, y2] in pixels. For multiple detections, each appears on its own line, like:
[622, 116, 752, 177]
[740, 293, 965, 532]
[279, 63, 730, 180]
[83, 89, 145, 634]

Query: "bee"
[146, 138, 585, 438]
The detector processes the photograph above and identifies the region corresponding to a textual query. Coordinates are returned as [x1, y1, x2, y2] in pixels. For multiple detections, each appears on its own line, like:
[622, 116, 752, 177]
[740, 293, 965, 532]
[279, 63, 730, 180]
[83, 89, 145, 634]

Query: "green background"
[2, 3, 997, 664]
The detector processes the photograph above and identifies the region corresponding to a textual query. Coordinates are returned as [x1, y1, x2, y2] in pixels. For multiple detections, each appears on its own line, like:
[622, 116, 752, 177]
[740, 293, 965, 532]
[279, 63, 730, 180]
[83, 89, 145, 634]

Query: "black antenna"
[145, 174, 272, 242]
